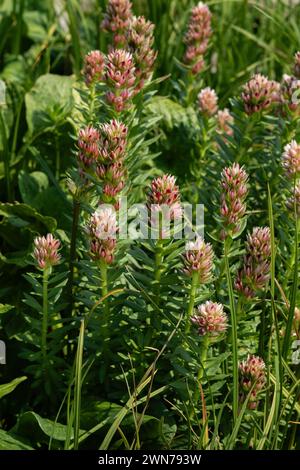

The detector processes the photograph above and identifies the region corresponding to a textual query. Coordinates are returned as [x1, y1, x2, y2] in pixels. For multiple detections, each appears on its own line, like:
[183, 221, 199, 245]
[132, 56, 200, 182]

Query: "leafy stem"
[41, 268, 50, 364]
[185, 272, 199, 334]
[67, 197, 81, 315]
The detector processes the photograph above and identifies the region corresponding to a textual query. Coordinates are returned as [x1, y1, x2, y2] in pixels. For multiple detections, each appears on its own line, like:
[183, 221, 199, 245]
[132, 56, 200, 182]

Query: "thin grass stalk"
[73, 319, 85, 450]
[224, 237, 238, 425]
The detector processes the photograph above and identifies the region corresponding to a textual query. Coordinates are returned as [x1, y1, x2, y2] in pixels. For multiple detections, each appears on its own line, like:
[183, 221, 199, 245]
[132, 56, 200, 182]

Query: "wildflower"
[183, 237, 214, 284]
[98, 119, 128, 162]
[235, 227, 271, 299]
[239, 355, 266, 409]
[286, 181, 300, 216]
[198, 87, 218, 117]
[191, 301, 227, 337]
[280, 74, 300, 114]
[216, 108, 234, 136]
[184, 2, 212, 75]
[147, 174, 182, 223]
[101, 0, 133, 48]
[282, 140, 300, 179]
[78, 126, 100, 169]
[126, 15, 157, 91]
[241, 73, 280, 115]
[83, 50, 105, 86]
[104, 49, 136, 112]
[33, 234, 61, 270]
[294, 51, 300, 78]
[86, 207, 118, 264]
[220, 163, 248, 238]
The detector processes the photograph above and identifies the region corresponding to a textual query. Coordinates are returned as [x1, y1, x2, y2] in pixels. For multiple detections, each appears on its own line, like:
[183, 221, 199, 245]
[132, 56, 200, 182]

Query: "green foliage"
[0, 0, 299, 453]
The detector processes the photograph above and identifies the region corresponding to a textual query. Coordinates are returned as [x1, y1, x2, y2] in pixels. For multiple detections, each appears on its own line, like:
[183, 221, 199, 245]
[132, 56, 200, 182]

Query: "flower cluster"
[191, 301, 227, 338]
[235, 227, 271, 299]
[220, 163, 248, 238]
[97, 119, 128, 205]
[183, 2, 212, 75]
[104, 49, 136, 112]
[33, 234, 61, 270]
[86, 207, 118, 264]
[126, 15, 157, 92]
[83, 50, 105, 87]
[282, 140, 300, 179]
[182, 236, 214, 284]
[241, 73, 280, 115]
[294, 51, 300, 78]
[286, 181, 300, 216]
[101, 0, 133, 48]
[77, 126, 100, 170]
[239, 355, 266, 409]
[147, 175, 182, 225]
[216, 108, 234, 137]
[198, 87, 218, 117]
[280, 74, 300, 114]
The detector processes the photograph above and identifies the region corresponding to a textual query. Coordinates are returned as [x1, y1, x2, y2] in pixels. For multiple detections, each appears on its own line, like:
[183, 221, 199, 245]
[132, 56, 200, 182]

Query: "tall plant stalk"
[185, 272, 199, 334]
[41, 268, 49, 363]
[68, 198, 81, 313]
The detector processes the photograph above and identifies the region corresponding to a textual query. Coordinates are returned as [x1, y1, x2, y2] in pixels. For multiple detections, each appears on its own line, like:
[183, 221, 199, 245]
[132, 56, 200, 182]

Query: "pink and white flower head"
[147, 175, 182, 223]
[239, 355, 266, 409]
[294, 51, 300, 78]
[198, 87, 218, 117]
[286, 181, 300, 216]
[191, 301, 227, 338]
[183, 236, 214, 284]
[83, 50, 105, 86]
[78, 126, 100, 168]
[126, 16, 157, 91]
[98, 119, 128, 162]
[184, 2, 212, 75]
[33, 234, 61, 270]
[216, 108, 234, 136]
[282, 140, 300, 179]
[220, 163, 248, 238]
[246, 227, 271, 261]
[86, 206, 118, 264]
[101, 0, 133, 48]
[104, 49, 136, 112]
[280, 74, 300, 113]
[241, 73, 280, 115]
[235, 227, 271, 299]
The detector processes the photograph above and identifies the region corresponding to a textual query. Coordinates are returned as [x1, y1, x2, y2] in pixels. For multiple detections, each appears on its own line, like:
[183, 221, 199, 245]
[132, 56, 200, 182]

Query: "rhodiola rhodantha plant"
[0, 0, 300, 454]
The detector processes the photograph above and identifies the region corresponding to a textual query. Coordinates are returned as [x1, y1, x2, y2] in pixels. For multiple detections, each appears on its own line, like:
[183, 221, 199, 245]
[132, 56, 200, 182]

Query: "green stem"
[11, 96, 24, 162]
[154, 238, 164, 305]
[224, 237, 238, 425]
[197, 336, 209, 382]
[185, 272, 199, 334]
[55, 133, 60, 180]
[41, 269, 49, 363]
[67, 198, 81, 315]
[100, 260, 109, 339]
[89, 84, 96, 123]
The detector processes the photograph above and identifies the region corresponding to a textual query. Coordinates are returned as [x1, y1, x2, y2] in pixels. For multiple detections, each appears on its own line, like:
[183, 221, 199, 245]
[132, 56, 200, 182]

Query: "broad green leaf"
[25, 74, 74, 134]
[18, 170, 49, 207]
[15, 412, 85, 443]
[0, 376, 27, 399]
[0, 202, 57, 233]
[0, 429, 33, 450]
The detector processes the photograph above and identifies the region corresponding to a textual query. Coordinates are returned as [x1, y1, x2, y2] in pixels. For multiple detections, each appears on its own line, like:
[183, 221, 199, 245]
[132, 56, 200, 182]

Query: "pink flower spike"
[33, 234, 61, 270]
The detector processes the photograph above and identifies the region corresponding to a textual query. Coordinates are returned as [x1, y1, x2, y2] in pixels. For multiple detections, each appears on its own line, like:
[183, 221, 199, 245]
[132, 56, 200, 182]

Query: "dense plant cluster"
[0, 0, 299, 451]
